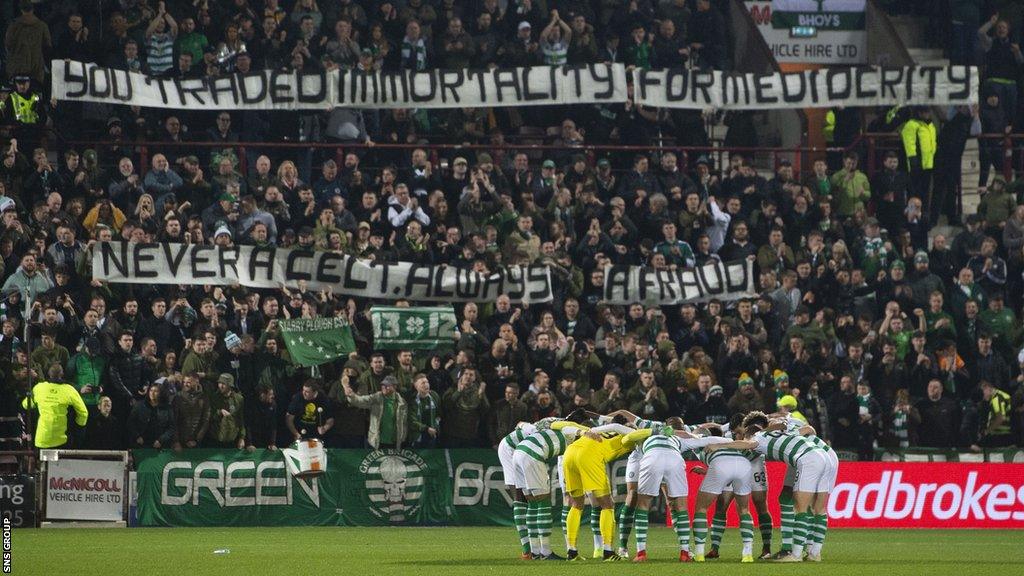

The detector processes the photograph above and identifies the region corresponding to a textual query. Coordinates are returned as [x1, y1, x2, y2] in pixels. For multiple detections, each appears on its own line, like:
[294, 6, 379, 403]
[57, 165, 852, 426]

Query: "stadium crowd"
[0, 0, 1023, 461]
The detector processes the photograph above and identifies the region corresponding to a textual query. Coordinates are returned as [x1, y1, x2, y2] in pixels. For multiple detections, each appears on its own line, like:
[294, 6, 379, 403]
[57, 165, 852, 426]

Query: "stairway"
[885, 14, 979, 235]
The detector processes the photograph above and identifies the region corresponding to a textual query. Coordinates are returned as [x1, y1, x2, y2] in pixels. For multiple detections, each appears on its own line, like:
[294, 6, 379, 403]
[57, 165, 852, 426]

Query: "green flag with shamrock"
[370, 306, 457, 350]
[278, 317, 356, 367]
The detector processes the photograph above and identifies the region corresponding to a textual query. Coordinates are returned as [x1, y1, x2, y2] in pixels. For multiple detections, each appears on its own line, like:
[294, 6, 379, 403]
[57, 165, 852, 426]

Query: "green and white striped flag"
[370, 306, 457, 350]
[278, 316, 356, 367]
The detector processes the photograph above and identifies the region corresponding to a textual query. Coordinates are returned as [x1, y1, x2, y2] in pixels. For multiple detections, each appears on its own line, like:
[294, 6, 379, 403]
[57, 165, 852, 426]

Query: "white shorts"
[498, 441, 516, 488]
[823, 449, 839, 492]
[625, 450, 642, 485]
[700, 455, 753, 496]
[637, 450, 688, 498]
[557, 455, 566, 491]
[783, 463, 796, 489]
[792, 450, 830, 493]
[513, 450, 551, 496]
[751, 455, 768, 492]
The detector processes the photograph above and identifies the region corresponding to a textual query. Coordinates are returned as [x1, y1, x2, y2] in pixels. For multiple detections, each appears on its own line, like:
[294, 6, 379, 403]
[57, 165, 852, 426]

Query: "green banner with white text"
[370, 306, 457, 350]
[133, 448, 525, 527]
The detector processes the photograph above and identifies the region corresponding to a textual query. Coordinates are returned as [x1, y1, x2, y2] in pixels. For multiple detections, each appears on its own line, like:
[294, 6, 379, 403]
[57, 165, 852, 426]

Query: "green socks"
[618, 505, 636, 550]
[672, 509, 691, 552]
[779, 492, 795, 552]
[710, 510, 727, 550]
[514, 500, 530, 554]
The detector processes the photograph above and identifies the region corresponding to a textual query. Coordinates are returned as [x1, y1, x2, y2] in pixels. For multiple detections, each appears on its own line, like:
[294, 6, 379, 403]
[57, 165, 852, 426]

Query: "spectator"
[144, 3, 178, 75]
[128, 383, 175, 449]
[977, 380, 1014, 447]
[409, 374, 442, 449]
[173, 374, 209, 450]
[4, 1, 51, 85]
[442, 367, 489, 447]
[830, 152, 871, 220]
[210, 373, 247, 449]
[67, 337, 106, 410]
[286, 379, 333, 442]
[343, 374, 409, 449]
[489, 383, 529, 447]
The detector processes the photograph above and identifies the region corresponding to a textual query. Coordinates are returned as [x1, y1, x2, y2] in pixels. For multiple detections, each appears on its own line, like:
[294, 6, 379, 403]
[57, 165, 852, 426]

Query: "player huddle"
[497, 406, 839, 563]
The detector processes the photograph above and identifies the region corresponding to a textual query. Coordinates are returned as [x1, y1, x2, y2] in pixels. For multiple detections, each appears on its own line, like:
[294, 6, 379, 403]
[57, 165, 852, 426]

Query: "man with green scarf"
[343, 375, 409, 449]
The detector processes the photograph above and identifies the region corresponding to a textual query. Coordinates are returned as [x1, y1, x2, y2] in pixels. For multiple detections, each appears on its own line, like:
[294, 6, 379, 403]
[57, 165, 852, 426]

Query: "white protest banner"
[633, 66, 979, 110]
[747, 0, 867, 64]
[92, 242, 552, 304]
[52, 60, 627, 110]
[45, 458, 125, 522]
[603, 259, 755, 306]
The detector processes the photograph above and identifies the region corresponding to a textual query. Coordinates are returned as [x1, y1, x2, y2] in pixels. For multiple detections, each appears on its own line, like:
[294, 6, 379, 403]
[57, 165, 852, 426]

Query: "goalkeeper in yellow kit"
[561, 420, 644, 561]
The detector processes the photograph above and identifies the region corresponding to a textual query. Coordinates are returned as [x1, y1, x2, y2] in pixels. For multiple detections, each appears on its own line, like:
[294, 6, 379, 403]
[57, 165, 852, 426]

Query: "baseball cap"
[358, 221, 371, 230]
[597, 158, 610, 167]
[218, 373, 236, 387]
[0, 197, 16, 213]
[542, 159, 556, 169]
[518, 21, 532, 30]
[381, 376, 398, 388]
[218, 192, 238, 203]
[453, 157, 468, 166]
[477, 152, 493, 165]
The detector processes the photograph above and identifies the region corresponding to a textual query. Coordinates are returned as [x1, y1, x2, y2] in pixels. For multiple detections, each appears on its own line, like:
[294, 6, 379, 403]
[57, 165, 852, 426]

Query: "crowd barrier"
[128, 449, 1024, 529]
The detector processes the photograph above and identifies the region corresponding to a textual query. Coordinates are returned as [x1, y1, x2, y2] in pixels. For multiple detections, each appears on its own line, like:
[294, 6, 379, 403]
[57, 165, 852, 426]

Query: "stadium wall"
[132, 449, 1024, 529]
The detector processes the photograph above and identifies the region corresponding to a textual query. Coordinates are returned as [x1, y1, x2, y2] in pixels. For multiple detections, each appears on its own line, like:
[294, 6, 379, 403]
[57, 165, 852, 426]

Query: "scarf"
[401, 36, 427, 70]
[891, 406, 909, 448]
[856, 393, 871, 417]
[414, 393, 438, 428]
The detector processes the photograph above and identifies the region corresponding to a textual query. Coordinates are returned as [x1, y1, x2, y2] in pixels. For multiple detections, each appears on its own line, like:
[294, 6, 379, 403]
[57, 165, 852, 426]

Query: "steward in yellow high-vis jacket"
[901, 106, 937, 205]
[22, 367, 89, 448]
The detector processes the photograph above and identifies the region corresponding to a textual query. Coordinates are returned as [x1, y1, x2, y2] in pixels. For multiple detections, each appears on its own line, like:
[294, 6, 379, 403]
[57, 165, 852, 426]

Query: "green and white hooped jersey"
[515, 427, 583, 462]
[502, 423, 538, 449]
[631, 418, 665, 454]
[501, 417, 562, 449]
[753, 430, 823, 465]
[782, 415, 834, 455]
[534, 417, 560, 431]
[640, 433, 682, 455]
[643, 434, 733, 457]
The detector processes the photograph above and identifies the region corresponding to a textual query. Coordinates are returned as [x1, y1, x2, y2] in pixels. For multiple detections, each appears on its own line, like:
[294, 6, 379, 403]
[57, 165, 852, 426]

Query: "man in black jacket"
[914, 379, 961, 448]
[827, 375, 860, 453]
[933, 105, 980, 225]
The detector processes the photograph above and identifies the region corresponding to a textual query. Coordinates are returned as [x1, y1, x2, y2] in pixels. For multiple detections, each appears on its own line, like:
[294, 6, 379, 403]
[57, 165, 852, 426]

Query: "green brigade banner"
[135, 448, 535, 527]
[278, 317, 356, 367]
[370, 306, 457, 350]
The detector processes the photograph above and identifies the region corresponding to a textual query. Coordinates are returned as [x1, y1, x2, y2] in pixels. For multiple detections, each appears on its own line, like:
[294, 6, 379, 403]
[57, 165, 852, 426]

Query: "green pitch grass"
[10, 527, 1024, 575]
